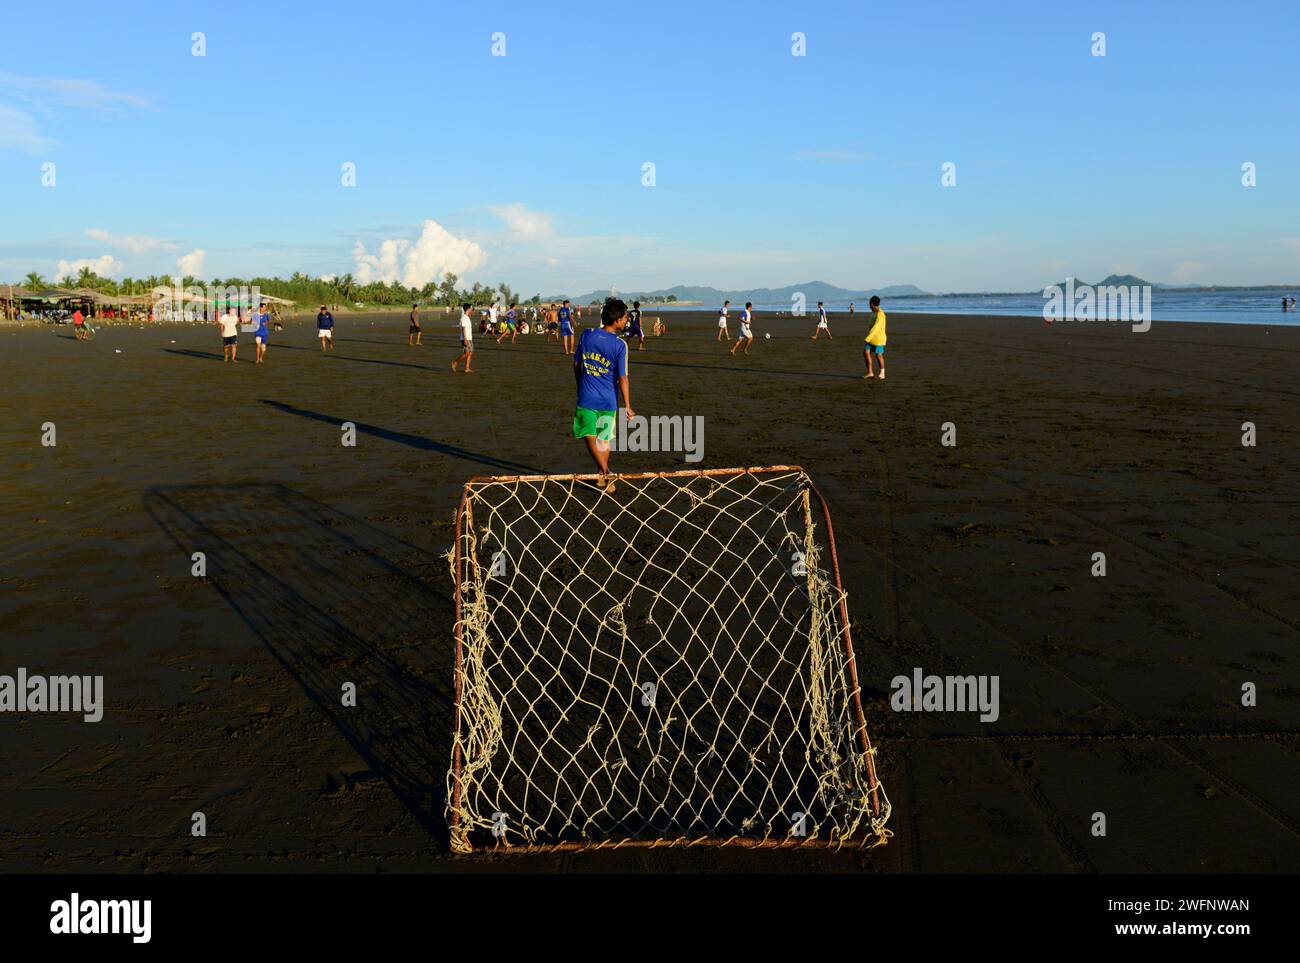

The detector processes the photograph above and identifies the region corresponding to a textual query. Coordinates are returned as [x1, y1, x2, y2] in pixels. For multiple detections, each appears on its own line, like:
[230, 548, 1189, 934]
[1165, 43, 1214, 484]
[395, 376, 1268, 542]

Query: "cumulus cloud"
[177, 249, 206, 277]
[84, 228, 176, 254]
[318, 273, 337, 283]
[489, 203, 554, 241]
[55, 254, 122, 278]
[352, 218, 487, 287]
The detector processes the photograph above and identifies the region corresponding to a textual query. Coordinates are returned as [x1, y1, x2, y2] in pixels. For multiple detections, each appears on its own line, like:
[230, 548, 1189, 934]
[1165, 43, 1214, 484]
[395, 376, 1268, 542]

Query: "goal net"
[447, 466, 890, 853]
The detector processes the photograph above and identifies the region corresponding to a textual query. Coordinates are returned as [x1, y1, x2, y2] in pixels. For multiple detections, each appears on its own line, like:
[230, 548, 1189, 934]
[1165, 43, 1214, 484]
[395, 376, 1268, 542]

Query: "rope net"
[447, 466, 890, 853]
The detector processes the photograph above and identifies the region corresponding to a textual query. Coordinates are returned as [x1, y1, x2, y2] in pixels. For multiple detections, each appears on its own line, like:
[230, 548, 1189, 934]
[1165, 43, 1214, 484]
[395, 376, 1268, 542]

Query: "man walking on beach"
[218, 306, 240, 362]
[730, 302, 754, 357]
[559, 300, 575, 354]
[409, 303, 422, 346]
[316, 304, 335, 352]
[574, 298, 632, 494]
[452, 302, 474, 373]
[253, 304, 270, 364]
[716, 300, 730, 341]
[627, 300, 646, 350]
[863, 296, 887, 380]
[812, 301, 832, 340]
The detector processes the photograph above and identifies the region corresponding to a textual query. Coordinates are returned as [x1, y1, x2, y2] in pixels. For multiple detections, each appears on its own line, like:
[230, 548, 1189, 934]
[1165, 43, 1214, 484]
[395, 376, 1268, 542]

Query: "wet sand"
[1, 310, 1297, 872]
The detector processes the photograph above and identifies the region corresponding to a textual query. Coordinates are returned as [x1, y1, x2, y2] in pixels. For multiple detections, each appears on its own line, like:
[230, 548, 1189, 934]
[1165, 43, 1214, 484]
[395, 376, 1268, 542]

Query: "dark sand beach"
[1, 310, 1297, 873]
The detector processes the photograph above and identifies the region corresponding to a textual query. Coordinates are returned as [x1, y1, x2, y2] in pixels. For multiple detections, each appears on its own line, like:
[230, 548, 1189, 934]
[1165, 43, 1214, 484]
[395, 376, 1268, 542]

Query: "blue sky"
[2, 0, 1298, 294]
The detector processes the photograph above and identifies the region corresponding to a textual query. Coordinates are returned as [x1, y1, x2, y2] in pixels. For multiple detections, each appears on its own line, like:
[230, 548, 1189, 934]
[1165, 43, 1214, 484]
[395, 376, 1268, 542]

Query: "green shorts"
[573, 405, 617, 441]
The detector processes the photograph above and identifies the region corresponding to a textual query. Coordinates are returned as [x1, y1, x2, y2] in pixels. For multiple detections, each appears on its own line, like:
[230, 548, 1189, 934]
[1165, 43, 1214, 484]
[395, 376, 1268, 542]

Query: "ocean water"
[657, 288, 1300, 326]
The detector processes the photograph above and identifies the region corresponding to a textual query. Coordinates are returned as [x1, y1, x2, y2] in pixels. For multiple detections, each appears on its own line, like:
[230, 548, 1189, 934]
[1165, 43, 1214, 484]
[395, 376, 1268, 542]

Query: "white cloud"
[489, 203, 554, 241]
[85, 228, 176, 254]
[0, 105, 52, 153]
[545, 257, 561, 266]
[0, 72, 152, 112]
[177, 249, 206, 277]
[352, 218, 487, 287]
[55, 254, 123, 278]
[318, 273, 337, 283]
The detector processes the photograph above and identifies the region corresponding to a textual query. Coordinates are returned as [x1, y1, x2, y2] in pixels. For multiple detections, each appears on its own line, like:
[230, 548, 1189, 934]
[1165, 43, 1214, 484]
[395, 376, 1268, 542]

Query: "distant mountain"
[568, 280, 931, 304]
[1042, 274, 1166, 290]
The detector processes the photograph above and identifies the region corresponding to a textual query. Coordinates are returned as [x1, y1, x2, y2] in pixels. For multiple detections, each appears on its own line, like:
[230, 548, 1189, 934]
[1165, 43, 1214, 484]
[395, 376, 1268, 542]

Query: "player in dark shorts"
[408, 303, 422, 346]
[626, 300, 646, 350]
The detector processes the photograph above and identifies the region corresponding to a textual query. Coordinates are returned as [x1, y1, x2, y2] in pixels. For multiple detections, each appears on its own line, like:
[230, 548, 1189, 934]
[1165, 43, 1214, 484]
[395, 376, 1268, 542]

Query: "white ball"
[764, 332, 771, 340]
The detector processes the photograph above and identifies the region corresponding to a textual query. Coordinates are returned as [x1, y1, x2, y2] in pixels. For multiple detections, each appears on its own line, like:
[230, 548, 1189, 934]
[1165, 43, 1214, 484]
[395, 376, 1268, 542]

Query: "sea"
[655, 288, 1300, 326]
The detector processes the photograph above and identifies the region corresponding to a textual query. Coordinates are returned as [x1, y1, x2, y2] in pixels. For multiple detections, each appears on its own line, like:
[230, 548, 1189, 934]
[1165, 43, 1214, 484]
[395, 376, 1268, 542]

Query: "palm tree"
[24, 271, 45, 289]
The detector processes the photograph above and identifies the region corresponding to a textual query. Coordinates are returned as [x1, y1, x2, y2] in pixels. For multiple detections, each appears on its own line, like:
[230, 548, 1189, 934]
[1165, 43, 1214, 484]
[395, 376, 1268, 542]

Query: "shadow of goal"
[447, 465, 890, 853]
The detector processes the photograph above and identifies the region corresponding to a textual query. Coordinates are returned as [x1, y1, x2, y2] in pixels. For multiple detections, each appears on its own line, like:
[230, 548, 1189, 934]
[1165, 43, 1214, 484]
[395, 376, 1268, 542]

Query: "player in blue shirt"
[574, 298, 633, 493]
[316, 305, 335, 352]
[496, 303, 519, 345]
[558, 300, 575, 354]
[253, 305, 271, 364]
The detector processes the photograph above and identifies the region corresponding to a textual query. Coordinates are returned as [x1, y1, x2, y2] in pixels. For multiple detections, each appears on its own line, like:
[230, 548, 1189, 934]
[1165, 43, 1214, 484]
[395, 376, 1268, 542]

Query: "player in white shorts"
[716, 299, 731, 341]
[811, 301, 832, 340]
[729, 302, 754, 356]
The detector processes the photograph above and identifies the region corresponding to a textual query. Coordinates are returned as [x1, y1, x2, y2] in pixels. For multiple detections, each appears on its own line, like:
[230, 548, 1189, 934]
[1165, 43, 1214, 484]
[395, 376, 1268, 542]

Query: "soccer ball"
[765, 332, 771, 340]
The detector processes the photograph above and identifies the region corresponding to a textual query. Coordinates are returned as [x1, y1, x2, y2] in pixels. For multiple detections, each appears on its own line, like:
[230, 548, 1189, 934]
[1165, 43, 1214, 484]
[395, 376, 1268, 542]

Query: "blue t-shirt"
[317, 311, 334, 330]
[255, 312, 270, 339]
[575, 328, 628, 412]
[558, 306, 571, 325]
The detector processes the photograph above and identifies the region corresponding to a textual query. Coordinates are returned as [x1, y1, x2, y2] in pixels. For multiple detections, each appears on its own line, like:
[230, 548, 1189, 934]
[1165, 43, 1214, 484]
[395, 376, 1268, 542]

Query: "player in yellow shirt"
[863, 295, 887, 380]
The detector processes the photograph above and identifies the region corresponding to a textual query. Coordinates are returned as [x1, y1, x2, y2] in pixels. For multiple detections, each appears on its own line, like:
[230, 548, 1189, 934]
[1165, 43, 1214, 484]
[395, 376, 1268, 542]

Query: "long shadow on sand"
[165, 347, 226, 361]
[267, 343, 436, 372]
[144, 482, 457, 846]
[260, 399, 547, 474]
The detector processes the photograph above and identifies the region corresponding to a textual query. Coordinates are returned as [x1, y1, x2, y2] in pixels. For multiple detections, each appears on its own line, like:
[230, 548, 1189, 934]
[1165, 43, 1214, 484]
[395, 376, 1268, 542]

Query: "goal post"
[447, 465, 890, 853]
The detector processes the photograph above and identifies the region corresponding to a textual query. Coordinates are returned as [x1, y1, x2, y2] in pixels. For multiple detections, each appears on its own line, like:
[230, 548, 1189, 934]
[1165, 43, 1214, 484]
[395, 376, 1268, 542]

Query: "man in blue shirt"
[558, 300, 575, 355]
[496, 303, 519, 346]
[254, 305, 271, 364]
[574, 298, 632, 493]
[316, 304, 335, 352]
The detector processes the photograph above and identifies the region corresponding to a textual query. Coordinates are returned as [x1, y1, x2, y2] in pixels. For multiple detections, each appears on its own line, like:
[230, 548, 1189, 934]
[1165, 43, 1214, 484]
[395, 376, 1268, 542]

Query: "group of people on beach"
[214, 304, 274, 363]
[205, 291, 889, 491]
[448, 298, 660, 374]
[712, 297, 889, 378]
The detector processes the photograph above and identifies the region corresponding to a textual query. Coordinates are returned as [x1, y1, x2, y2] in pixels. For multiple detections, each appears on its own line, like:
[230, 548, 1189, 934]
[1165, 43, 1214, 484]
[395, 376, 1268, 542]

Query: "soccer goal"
[446, 466, 890, 853]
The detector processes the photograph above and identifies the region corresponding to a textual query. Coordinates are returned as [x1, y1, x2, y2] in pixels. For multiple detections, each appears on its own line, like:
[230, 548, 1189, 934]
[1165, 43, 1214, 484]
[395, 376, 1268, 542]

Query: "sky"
[1, 0, 1298, 295]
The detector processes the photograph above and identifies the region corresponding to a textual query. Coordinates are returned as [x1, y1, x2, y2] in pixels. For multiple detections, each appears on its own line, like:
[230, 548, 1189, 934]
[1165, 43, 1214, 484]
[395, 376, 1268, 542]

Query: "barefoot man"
[811, 301, 832, 340]
[408, 303, 422, 346]
[574, 298, 632, 493]
[452, 302, 475, 373]
[863, 295, 887, 380]
[559, 299, 575, 354]
[217, 305, 240, 362]
[729, 302, 754, 356]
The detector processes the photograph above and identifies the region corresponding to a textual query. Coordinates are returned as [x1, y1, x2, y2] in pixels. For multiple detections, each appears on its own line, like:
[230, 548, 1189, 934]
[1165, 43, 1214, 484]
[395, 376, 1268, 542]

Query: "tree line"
[15, 268, 544, 309]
